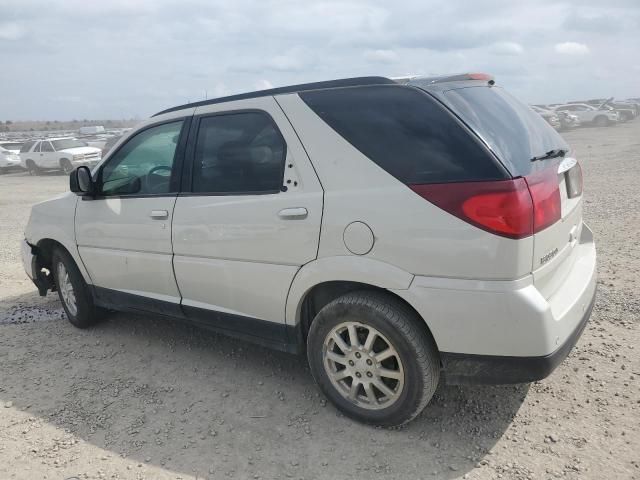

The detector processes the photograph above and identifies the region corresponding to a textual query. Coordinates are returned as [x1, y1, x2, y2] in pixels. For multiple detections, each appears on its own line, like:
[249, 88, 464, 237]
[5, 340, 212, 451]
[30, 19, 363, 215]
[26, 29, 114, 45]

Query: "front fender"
[25, 193, 92, 284]
[285, 256, 414, 327]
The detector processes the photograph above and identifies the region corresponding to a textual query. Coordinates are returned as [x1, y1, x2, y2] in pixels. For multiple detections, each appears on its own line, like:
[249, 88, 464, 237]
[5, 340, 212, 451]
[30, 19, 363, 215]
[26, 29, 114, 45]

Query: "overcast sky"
[1, 0, 639, 120]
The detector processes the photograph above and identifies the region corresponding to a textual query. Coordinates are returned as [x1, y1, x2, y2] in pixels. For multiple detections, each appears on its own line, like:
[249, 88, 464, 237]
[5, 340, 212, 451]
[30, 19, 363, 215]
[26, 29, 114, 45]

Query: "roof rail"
[152, 76, 395, 117]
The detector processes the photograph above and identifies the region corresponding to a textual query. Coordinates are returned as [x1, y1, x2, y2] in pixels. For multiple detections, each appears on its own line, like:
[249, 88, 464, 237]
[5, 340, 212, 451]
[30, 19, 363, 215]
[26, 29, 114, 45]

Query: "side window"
[192, 112, 286, 193]
[20, 141, 35, 153]
[41, 141, 54, 152]
[33, 142, 41, 153]
[100, 121, 183, 196]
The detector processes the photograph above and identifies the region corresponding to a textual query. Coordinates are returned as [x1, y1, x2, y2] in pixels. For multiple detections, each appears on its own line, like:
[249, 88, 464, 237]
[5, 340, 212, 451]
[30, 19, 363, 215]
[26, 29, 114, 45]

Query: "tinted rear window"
[300, 86, 506, 184]
[441, 86, 569, 176]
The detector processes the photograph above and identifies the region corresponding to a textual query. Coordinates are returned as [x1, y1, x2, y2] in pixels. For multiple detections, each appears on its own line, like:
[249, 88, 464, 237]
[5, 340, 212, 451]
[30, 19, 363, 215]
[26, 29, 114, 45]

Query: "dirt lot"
[1, 122, 639, 480]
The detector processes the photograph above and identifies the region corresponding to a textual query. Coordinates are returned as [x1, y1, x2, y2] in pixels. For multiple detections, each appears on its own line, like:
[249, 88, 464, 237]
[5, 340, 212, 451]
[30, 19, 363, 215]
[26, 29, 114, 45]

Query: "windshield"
[440, 86, 569, 176]
[52, 139, 87, 150]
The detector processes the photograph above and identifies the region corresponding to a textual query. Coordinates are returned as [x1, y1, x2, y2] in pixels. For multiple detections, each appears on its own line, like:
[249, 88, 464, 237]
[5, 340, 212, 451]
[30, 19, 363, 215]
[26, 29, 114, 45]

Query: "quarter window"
[100, 121, 183, 196]
[192, 112, 286, 193]
[20, 141, 36, 153]
[301, 86, 505, 184]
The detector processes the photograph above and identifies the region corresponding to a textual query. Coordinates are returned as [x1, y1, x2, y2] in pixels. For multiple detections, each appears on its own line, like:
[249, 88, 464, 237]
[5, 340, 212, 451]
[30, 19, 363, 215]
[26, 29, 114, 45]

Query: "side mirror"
[70, 166, 95, 196]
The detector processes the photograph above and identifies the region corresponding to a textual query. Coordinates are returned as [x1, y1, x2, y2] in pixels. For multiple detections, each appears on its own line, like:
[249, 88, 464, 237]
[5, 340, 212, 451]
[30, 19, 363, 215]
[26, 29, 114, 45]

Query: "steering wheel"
[145, 165, 172, 193]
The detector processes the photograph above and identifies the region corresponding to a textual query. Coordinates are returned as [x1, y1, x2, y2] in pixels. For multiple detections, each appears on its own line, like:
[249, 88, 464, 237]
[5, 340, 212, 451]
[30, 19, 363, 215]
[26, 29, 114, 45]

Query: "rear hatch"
[423, 83, 584, 298]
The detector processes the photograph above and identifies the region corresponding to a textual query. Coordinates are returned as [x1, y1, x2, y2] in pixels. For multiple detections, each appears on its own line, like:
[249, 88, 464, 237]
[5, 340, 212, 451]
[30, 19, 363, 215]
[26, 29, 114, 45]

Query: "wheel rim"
[63, 162, 73, 174]
[57, 262, 78, 316]
[323, 321, 405, 410]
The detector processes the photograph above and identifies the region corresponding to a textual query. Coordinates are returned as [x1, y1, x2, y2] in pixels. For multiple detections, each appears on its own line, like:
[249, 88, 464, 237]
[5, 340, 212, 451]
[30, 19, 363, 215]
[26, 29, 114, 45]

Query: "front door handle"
[278, 207, 308, 220]
[150, 210, 169, 220]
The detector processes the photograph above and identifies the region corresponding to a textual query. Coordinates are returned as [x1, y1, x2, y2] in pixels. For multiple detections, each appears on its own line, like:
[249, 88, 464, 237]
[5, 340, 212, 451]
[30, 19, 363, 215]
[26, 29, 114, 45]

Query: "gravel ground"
[0, 122, 639, 480]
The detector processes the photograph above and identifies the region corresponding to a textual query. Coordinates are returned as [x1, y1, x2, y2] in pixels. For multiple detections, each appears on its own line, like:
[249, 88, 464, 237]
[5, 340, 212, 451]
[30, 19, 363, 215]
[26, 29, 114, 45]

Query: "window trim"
[182, 109, 288, 196]
[91, 116, 192, 200]
[41, 141, 54, 153]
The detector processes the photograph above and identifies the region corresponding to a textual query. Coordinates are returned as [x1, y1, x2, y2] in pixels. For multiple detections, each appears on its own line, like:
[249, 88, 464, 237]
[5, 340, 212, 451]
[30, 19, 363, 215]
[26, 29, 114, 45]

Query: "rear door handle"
[278, 207, 308, 220]
[150, 210, 169, 220]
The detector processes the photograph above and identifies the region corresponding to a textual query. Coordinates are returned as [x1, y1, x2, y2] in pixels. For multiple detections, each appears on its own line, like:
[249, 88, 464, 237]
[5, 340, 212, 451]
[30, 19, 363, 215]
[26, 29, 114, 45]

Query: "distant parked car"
[101, 135, 122, 158]
[79, 126, 105, 135]
[556, 111, 581, 130]
[0, 146, 22, 173]
[19, 138, 102, 175]
[570, 98, 636, 122]
[553, 103, 618, 127]
[530, 106, 561, 130]
[0, 141, 23, 154]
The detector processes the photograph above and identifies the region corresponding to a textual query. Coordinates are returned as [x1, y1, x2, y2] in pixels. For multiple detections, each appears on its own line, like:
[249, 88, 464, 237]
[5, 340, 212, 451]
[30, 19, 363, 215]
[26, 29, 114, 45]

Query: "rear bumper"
[394, 224, 597, 385]
[440, 286, 595, 384]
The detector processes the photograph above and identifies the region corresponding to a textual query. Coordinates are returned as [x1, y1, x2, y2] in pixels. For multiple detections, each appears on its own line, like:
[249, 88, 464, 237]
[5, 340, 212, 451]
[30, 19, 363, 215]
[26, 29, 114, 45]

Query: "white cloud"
[554, 42, 590, 55]
[489, 42, 524, 56]
[364, 49, 399, 63]
[0, 22, 25, 40]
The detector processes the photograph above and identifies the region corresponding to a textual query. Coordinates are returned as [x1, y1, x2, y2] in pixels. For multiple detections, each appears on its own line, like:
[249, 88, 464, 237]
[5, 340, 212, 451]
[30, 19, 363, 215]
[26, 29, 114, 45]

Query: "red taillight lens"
[409, 165, 562, 239]
[410, 179, 534, 239]
[524, 167, 561, 232]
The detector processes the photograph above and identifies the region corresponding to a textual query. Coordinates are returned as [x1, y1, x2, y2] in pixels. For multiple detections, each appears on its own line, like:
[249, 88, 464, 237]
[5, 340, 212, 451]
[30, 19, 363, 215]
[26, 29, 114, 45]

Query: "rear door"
[172, 96, 323, 339]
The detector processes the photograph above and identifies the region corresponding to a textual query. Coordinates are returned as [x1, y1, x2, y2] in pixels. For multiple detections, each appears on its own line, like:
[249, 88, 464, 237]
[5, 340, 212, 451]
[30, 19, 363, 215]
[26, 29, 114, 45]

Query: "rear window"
[300, 86, 506, 184]
[441, 86, 569, 176]
[20, 141, 35, 153]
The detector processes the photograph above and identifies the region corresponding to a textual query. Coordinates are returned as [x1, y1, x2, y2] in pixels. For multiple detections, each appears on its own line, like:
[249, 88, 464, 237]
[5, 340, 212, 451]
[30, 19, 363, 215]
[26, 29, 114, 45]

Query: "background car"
[0, 141, 23, 154]
[530, 105, 562, 130]
[553, 103, 618, 127]
[0, 146, 22, 173]
[19, 137, 102, 175]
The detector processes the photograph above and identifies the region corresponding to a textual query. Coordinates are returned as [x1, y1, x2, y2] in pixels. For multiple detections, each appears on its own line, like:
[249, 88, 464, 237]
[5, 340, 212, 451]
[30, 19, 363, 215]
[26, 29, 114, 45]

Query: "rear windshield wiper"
[530, 149, 566, 162]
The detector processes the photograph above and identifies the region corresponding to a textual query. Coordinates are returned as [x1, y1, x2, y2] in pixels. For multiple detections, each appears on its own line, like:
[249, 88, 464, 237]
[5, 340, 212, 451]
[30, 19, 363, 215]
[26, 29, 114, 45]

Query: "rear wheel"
[52, 248, 104, 328]
[594, 115, 609, 127]
[307, 291, 440, 427]
[60, 158, 74, 174]
[26, 160, 40, 176]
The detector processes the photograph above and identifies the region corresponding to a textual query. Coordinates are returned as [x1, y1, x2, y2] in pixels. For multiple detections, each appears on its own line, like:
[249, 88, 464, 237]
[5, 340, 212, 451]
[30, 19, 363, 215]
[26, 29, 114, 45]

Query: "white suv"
[22, 74, 597, 426]
[19, 137, 102, 175]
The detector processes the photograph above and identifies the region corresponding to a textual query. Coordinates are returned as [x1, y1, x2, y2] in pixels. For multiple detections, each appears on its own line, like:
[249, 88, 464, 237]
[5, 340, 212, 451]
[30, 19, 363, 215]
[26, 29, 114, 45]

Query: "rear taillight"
[524, 167, 561, 232]
[410, 165, 562, 239]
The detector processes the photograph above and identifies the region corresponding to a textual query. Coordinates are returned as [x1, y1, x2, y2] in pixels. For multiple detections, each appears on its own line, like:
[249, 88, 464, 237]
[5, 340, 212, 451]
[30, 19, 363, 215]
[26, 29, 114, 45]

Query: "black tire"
[594, 115, 609, 127]
[26, 160, 40, 176]
[52, 248, 104, 328]
[307, 290, 440, 427]
[60, 158, 74, 174]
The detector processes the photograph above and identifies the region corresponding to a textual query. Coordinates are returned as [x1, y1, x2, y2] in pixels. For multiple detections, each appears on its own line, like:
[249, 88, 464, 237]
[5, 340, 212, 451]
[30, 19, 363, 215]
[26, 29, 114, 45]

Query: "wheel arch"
[286, 256, 440, 352]
[30, 237, 92, 291]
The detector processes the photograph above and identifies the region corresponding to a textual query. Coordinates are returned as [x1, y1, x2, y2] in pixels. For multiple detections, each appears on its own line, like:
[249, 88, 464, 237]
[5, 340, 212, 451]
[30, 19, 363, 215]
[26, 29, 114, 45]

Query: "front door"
[75, 117, 190, 314]
[171, 97, 323, 343]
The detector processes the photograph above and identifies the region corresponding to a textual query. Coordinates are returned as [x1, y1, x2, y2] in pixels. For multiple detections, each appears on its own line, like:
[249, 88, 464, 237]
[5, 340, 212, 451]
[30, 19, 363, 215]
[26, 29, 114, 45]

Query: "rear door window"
[441, 86, 569, 176]
[300, 85, 506, 184]
[191, 112, 286, 193]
